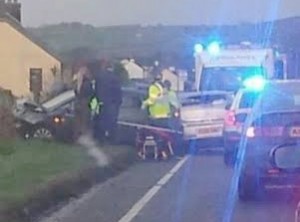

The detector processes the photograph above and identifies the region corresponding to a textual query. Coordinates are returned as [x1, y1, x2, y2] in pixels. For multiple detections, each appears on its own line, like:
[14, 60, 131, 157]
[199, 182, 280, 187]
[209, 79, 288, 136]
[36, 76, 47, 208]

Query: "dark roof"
[0, 12, 61, 62]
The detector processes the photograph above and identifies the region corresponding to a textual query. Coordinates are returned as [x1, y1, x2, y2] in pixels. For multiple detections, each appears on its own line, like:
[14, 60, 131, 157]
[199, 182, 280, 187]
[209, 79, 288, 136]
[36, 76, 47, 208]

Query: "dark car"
[15, 90, 77, 141]
[238, 80, 300, 201]
[223, 88, 260, 165]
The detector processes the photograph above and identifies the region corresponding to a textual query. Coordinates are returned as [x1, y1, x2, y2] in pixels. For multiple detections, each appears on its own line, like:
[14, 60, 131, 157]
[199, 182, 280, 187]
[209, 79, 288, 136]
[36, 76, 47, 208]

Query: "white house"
[121, 59, 145, 79]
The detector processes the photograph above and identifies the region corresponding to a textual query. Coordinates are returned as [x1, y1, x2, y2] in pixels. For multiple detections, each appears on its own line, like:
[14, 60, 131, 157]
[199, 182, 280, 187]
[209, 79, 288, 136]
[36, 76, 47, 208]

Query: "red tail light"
[246, 127, 284, 138]
[224, 111, 236, 126]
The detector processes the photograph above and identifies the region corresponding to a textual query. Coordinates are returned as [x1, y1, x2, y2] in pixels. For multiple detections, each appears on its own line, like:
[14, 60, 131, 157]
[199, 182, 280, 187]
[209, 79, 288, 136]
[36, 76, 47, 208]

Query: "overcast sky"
[20, 0, 300, 27]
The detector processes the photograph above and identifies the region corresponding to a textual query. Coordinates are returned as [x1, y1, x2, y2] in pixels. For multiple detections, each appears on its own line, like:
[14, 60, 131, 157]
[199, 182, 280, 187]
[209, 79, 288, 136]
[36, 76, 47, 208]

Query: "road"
[40, 148, 297, 222]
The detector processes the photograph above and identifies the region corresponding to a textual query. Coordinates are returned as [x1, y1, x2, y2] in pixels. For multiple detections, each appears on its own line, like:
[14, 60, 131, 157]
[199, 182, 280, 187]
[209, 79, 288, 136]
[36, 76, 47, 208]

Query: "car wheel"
[32, 127, 53, 140]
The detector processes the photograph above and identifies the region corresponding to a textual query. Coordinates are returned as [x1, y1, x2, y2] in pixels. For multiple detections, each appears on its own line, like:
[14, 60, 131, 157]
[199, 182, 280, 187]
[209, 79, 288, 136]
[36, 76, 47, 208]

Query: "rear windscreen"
[253, 112, 300, 126]
[239, 92, 260, 109]
[259, 83, 300, 112]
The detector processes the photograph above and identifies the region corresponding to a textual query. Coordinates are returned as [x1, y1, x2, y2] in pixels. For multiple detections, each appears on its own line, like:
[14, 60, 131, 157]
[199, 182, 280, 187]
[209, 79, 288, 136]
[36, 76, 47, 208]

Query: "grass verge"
[0, 140, 135, 222]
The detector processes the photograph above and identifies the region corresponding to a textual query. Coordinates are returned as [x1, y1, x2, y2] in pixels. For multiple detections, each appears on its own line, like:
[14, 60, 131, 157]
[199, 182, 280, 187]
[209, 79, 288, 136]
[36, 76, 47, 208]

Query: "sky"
[20, 0, 300, 27]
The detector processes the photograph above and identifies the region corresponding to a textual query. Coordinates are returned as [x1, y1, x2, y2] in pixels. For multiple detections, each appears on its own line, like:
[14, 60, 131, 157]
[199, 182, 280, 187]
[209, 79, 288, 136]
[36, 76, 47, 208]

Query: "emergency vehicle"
[194, 41, 287, 92]
[176, 42, 287, 141]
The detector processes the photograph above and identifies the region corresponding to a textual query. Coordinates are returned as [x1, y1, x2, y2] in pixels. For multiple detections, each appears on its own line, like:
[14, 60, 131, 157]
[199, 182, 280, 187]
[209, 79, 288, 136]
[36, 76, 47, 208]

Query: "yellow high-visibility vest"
[89, 97, 102, 115]
[143, 82, 170, 119]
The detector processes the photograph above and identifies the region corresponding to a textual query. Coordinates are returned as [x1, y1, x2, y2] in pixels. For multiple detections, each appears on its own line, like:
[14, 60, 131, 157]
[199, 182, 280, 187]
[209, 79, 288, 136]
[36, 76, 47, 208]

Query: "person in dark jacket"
[95, 60, 122, 143]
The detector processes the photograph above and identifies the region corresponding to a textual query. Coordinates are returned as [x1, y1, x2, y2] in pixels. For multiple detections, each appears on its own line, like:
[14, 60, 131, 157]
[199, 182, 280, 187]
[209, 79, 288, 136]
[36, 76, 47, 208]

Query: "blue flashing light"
[243, 75, 266, 91]
[207, 42, 221, 55]
[194, 44, 204, 54]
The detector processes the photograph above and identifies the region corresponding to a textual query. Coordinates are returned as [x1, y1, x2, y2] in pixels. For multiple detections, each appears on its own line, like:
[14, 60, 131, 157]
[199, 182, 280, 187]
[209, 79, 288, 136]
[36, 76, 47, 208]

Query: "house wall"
[0, 21, 61, 98]
[162, 69, 185, 91]
[122, 60, 144, 79]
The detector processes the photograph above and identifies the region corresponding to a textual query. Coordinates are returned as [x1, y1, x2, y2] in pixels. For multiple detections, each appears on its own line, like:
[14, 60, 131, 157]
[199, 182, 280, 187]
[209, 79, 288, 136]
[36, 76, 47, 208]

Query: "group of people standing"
[73, 60, 122, 143]
[73, 60, 183, 157]
[142, 74, 184, 157]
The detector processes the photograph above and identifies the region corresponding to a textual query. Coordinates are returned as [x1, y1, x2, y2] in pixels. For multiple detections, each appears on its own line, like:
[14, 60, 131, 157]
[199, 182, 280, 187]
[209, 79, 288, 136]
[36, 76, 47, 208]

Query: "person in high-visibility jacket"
[163, 80, 185, 158]
[163, 80, 180, 111]
[142, 74, 171, 128]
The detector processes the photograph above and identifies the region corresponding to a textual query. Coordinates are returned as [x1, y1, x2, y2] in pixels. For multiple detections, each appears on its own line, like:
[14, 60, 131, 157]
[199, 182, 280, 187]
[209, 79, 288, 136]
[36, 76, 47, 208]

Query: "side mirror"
[270, 144, 300, 170]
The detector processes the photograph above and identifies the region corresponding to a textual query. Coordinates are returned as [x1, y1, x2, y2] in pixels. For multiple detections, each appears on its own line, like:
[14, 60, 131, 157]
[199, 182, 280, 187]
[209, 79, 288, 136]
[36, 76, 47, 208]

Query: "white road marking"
[118, 156, 189, 222]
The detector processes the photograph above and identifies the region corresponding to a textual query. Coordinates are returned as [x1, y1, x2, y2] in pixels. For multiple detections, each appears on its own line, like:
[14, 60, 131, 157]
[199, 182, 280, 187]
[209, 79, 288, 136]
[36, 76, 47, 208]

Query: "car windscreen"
[259, 82, 300, 113]
[181, 94, 229, 106]
[239, 91, 260, 109]
[200, 66, 265, 92]
[42, 90, 75, 111]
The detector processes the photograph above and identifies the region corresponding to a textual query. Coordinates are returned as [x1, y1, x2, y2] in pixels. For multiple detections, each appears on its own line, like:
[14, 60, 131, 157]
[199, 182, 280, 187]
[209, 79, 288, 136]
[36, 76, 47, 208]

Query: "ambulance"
[194, 41, 287, 92]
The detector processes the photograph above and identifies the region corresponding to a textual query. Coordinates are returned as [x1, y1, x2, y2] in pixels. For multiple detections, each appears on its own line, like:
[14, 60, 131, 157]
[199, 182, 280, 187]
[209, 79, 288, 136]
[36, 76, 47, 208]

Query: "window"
[239, 92, 260, 109]
[29, 68, 43, 93]
[121, 94, 142, 108]
[200, 66, 265, 92]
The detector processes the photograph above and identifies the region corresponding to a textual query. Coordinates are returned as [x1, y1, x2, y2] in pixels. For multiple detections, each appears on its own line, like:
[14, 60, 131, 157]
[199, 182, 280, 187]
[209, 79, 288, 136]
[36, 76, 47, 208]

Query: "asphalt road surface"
[40, 148, 298, 222]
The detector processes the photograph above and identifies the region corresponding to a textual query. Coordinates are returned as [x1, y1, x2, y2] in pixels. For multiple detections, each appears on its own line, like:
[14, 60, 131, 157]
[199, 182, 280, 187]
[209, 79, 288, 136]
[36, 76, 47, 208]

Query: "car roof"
[237, 80, 300, 94]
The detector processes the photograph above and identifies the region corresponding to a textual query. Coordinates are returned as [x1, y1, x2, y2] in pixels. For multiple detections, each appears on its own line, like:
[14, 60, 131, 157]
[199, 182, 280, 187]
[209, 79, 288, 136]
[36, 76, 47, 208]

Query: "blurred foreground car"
[238, 80, 300, 201]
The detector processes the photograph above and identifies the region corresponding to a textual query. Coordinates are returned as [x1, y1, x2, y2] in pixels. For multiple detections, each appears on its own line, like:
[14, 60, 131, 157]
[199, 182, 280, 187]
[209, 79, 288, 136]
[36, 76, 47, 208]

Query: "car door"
[119, 91, 148, 124]
[118, 90, 148, 144]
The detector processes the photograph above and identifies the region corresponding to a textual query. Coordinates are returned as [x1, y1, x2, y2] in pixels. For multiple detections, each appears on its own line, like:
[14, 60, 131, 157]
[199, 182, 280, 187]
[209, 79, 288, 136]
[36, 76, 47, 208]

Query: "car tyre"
[32, 126, 54, 140]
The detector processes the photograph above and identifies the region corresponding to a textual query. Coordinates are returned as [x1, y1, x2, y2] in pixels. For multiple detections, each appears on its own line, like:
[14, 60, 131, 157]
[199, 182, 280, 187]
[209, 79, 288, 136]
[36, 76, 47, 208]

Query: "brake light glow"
[246, 127, 283, 138]
[224, 111, 236, 126]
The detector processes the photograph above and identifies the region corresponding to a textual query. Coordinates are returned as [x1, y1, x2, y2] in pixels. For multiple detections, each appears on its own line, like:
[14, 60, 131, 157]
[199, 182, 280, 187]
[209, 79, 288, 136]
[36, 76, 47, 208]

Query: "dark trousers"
[96, 104, 120, 143]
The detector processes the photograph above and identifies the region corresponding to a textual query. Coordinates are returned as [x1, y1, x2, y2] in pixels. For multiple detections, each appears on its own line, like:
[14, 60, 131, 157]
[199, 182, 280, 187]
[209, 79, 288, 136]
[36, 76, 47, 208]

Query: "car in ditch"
[14, 90, 77, 141]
